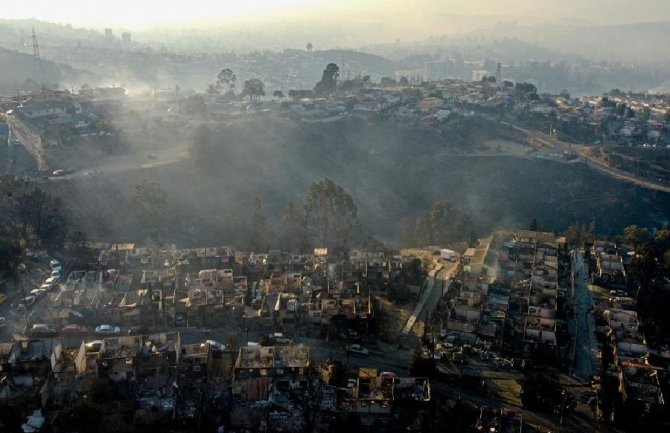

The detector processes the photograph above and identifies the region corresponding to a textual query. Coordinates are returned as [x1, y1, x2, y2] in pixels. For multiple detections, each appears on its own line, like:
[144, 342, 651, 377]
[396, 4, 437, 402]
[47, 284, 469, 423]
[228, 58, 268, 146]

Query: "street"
[570, 250, 598, 382]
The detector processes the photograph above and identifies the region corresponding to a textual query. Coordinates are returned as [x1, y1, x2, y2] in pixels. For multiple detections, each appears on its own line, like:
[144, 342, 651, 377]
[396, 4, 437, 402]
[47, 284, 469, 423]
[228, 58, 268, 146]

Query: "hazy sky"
[5, 0, 670, 29]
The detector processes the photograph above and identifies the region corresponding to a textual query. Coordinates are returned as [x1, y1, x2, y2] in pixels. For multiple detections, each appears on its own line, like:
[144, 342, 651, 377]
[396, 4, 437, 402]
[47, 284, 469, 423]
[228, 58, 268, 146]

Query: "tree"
[216, 68, 236, 95]
[248, 196, 272, 251]
[304, 178, 359, 251]
[380, 76, 397, 87]
[623, 225, 648, 249]
[414, 200, 475, 246]
[398, 76, 409, 86]
[242, 78, 265, 101]
[528, 217, 538, 232]
[14, 187, 67, 250]
[0, 237, 22, 282]
[314, 63, 339, 96]
[515, 82, 538, 100]
[280, 199, 307, 251]
[563, 222, 594, 247]
[272, 90, 284, 99]
[306, 42, 313, 52]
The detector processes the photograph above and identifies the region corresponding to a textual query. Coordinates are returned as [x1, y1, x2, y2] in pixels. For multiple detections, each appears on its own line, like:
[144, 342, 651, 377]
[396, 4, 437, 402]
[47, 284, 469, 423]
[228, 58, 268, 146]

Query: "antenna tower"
[32, 27, 41, 81]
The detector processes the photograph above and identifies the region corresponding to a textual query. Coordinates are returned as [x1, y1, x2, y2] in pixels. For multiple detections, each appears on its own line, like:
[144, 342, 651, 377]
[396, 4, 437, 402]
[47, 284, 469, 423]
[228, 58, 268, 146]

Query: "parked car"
[274, 335, 293, 345]
[45, 276, 60, 285]
[28, 323, 57, 337]
[345, 344, 369, 356]
[205, 340, 225, 351]
[61, 324, 88, 336]
[270, 333, 292, 345]
[49, 259, 61, 269]
[51, 269, 62, 278]
[41, 282, 57, 292]
[29, 288, 47, 299]
[14, 296, 36, 311]
[95, 324, 121, 335]
[0, 317, 6, 327]
[127, 325, 147, 336]
[52, 170, 66, 176]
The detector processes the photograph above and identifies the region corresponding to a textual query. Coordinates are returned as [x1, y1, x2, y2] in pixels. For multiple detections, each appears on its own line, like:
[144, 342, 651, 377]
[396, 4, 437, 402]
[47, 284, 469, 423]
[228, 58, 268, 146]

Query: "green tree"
[280, 199, 307, 251]
[563, 222, 594, 247]
[414, 200, 475, 246]
[623, 225, 648, 249]
[216, 68, 236, 96]
[528, 217, 538, 232]
[304, 178, 359, 251]
[0, 238, 22, 282]
[398, 76, 409, 86]
[242, 78, 265, 101]
[514, 82, 538, 100]
[14, 187, 67, 250]
[314, 63, 339, 96]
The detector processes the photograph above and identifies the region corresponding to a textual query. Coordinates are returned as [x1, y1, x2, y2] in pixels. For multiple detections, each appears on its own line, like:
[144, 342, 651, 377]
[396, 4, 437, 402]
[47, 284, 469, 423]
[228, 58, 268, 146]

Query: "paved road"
[7, 114, 46, 172]
[401, 262, 457, 336]
[49, 144, 188, 181]
[401, 264, 443, 336]
[507, 122, 670, 194]
[571, 250, 599, 382]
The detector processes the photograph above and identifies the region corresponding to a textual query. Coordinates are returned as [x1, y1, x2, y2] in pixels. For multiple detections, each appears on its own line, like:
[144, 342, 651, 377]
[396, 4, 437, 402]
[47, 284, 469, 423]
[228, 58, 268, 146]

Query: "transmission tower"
[32, 26, 41, 82]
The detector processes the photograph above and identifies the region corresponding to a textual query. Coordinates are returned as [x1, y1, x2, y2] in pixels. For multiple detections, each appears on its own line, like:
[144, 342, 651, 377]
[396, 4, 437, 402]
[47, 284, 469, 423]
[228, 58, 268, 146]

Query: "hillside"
[0, 47, 98, 93]
[44, 116, 670, 246]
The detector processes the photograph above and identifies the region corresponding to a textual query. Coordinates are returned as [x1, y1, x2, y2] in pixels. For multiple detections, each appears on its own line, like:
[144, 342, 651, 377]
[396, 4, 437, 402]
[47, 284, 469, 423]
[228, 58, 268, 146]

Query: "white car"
[45, 276, 59, 285]
[41, 283, 56, 292]
[49, 259, 61, 269]
[28, 323, 57, 336]
[204, 340, 225, 350]
[95, 324, 121, 335]
[30, 288, 48, 299]
[51, 269, 62, 278]
[345, 344, 369, 356]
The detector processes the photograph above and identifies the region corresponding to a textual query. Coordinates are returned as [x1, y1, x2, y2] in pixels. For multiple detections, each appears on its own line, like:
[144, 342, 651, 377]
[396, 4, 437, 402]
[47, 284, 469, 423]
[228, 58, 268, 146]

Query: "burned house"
[133, 332, 181, 425]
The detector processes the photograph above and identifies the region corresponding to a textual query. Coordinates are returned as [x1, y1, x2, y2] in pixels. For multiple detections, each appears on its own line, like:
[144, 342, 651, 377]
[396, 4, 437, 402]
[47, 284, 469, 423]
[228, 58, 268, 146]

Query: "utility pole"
[31, 27, 41, 83]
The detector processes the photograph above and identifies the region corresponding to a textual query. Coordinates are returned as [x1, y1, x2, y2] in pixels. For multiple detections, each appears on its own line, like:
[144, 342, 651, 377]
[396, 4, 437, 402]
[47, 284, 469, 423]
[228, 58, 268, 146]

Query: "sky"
[4, 0, 670, 29]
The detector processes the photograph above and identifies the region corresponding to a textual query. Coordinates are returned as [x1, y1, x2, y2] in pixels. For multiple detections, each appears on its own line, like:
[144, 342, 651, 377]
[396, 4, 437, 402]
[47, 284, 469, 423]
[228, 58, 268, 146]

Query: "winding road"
[506, 121, 670, 194]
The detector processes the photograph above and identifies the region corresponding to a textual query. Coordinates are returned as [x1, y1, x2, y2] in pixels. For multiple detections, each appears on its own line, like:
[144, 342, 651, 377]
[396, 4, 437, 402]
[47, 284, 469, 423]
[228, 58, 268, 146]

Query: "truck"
[440, 249, 458, 262]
